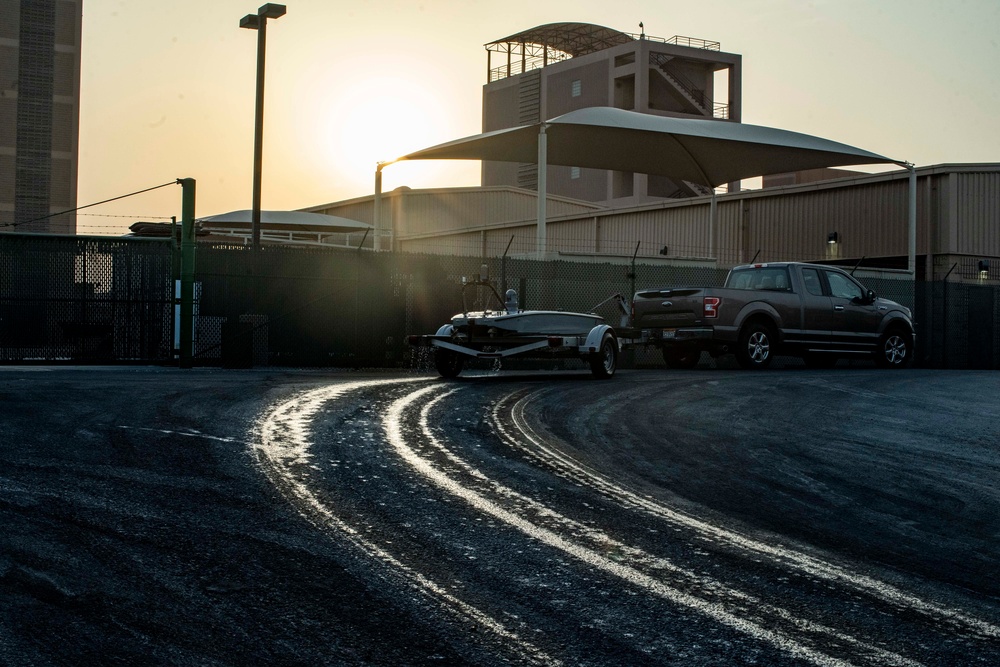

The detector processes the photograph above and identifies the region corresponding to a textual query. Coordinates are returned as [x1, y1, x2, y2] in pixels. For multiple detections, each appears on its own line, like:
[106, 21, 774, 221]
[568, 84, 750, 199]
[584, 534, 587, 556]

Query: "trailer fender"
[435, 324, 455, 337]
[583, 324, 616, 353]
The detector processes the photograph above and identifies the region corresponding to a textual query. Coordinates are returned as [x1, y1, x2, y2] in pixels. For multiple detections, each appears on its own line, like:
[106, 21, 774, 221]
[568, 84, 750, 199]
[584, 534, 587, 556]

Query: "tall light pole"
[240, 3, 286, 250]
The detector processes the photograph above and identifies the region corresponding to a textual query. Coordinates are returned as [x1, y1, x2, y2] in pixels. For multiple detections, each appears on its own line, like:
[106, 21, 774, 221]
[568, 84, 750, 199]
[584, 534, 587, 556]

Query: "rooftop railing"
[487, 33, 721, 82]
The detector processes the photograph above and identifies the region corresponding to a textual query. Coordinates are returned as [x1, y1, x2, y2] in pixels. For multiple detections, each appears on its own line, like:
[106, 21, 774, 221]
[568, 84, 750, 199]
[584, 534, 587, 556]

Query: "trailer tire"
[589, 333, 617, 379]
[434, 349, 464, 379]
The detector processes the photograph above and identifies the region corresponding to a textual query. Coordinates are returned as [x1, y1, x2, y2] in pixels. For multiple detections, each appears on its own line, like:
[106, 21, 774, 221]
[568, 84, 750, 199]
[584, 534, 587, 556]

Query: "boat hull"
[451, 310, 604, 337]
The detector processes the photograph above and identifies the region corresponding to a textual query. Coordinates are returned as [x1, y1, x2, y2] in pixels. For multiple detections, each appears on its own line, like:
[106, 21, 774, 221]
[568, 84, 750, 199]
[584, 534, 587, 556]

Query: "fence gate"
[0, 234, 174, 363]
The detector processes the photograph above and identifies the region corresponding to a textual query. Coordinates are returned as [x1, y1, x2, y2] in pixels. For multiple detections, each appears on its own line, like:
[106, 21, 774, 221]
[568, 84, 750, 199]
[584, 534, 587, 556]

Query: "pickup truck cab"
[631, 262, 915, 369]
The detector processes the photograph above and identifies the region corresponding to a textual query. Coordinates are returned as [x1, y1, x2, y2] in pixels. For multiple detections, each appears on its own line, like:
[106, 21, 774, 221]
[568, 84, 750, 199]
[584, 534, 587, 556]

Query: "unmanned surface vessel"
[408, 270, 628, 379]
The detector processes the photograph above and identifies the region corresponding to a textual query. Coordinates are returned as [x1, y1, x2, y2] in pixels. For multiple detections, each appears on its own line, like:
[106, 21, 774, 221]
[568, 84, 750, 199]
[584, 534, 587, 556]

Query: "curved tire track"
[255, 374, 1000, 666]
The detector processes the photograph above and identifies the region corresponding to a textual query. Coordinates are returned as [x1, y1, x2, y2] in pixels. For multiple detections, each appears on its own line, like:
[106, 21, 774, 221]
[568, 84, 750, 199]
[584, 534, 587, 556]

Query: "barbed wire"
[78, 213, 174, 220]
[0, 180, 179, 228]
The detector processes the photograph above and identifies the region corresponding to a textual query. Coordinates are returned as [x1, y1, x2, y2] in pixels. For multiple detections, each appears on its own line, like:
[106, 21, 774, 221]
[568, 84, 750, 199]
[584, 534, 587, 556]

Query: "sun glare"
[316, 74, 456, 193]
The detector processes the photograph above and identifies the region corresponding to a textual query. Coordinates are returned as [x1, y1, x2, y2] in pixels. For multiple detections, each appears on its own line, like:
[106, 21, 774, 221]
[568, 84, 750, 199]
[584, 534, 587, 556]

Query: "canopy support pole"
[709, 190, 717, 262]
[374, 164, 384, 251]
[374, 161, 399, 251]
[536, 124, 548, 258]
[907, 163, 917, 277]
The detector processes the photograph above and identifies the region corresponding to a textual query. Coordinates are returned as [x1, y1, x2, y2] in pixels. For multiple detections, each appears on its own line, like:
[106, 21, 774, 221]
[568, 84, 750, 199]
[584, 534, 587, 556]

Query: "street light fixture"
[240, 3, 286, 249]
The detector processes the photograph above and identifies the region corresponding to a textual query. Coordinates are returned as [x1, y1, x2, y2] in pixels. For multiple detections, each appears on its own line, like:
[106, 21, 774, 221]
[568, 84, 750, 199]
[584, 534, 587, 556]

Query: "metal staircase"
[517, 70, 541, 189]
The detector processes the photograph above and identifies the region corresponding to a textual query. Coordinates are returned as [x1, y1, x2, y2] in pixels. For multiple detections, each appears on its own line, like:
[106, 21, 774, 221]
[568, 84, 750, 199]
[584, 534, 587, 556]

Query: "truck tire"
[434, 349, 464, 378]
[663, 347, 700, 369]
[873, 327, 912, 368]
[736, 321, 775, 370]
[589, 333, 617, 379]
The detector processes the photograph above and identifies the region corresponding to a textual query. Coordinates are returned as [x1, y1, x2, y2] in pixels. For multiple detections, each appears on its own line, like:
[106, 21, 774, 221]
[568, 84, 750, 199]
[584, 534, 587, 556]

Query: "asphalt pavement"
[1, 366, 997, 666]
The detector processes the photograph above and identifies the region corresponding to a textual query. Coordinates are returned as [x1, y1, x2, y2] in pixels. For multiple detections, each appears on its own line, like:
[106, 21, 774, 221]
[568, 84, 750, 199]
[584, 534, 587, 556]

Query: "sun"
[316, 74, 461, 193]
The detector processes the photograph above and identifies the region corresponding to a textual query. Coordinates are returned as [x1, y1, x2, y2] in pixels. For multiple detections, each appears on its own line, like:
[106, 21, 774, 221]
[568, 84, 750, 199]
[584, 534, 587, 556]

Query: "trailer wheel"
[589, 334, 618, 379]
[434, 349, 464, 379]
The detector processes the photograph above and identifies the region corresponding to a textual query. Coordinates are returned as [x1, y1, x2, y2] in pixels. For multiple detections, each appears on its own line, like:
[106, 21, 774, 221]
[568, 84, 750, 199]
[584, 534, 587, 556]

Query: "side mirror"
[852, 289, 876, 305]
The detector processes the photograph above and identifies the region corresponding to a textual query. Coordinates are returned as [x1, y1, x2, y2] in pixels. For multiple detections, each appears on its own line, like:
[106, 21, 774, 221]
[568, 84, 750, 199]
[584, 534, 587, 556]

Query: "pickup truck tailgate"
[632, 287, 706, 327]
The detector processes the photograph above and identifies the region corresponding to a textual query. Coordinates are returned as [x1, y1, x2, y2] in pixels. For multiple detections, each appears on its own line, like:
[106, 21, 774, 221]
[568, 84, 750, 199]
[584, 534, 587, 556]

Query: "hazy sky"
[77, 0, 1000, 234]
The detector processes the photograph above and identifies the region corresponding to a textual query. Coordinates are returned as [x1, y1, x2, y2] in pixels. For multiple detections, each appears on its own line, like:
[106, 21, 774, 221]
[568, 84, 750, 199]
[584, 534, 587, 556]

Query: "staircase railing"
[650, 53, 707, 109]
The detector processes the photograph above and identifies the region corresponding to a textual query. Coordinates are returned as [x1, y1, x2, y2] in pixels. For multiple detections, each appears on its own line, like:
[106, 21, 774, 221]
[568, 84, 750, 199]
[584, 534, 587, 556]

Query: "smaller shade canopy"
[198, 209, 371, 234]
[397, 107, 899, 187]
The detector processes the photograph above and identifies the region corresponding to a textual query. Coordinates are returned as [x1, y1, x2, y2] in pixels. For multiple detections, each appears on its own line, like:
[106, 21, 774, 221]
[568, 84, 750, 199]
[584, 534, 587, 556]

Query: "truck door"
[797, 267, 834, 346]
[823, 270, 881, 350]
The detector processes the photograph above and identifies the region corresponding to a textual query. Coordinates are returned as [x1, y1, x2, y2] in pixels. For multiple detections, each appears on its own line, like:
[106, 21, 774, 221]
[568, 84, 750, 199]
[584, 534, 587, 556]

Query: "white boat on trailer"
[407, 272, 630, 379]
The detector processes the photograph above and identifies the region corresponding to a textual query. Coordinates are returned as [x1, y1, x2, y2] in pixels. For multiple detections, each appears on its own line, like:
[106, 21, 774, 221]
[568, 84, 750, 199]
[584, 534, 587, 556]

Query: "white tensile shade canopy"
[399, 107, 897, 187]
[379, 107, 916, 272]
[198, 209, 371, 234]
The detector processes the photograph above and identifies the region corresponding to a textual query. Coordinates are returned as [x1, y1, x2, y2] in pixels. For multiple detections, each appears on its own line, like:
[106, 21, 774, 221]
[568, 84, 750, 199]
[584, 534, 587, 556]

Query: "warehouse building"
[306, 164, 997, 284]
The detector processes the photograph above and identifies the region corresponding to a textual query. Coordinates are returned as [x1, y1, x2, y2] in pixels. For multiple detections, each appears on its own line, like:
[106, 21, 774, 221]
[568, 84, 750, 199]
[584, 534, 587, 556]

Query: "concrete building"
[481, 23, 741, 206]
[0, 0, 82, 234]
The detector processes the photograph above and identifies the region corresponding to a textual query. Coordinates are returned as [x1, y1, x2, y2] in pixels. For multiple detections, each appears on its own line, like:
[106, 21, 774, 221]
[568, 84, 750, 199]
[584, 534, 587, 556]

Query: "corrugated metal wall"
[598, 203, 714, 258]
[394, 187, 601, 236]
[306, 166, 999, 278]
[720, 178, 912, 265]
[955, 171, 1000, 256]
[307, 198, 374, 225]
[485, 225, 541, 257]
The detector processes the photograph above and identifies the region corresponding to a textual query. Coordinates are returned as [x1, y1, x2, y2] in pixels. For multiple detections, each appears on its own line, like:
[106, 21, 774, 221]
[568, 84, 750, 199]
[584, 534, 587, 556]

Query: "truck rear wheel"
[736, 322, 775, 370]
[589, 334, 617, 378]
[434, 349, 464, 379]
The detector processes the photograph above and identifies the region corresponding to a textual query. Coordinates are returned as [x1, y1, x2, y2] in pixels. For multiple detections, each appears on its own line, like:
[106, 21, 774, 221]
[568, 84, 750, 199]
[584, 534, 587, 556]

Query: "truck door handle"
[833, 305, 845, 311]
[661, 301, 673, 308]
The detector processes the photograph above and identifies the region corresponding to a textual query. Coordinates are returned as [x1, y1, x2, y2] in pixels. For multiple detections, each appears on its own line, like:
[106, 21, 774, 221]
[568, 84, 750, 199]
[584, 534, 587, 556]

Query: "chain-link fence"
[1, 233, 998, 369]
[0, 233, 173, 362]
[916, 281, 1000, 369]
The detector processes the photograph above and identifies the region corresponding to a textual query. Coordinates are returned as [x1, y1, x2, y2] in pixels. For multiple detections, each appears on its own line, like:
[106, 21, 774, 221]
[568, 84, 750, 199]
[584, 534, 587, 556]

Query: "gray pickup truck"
[631, 262, 915, 369]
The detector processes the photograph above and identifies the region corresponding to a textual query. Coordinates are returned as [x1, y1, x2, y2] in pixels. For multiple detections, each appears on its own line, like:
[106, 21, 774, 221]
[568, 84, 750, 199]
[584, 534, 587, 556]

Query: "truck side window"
[802, 268, 824, 296]
[826, 271, 863, 300]
[729, 272, 751, 289]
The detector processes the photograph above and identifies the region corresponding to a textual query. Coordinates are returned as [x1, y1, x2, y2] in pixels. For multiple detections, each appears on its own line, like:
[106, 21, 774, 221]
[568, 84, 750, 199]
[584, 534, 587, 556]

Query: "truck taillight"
[704, 297, 721, 318]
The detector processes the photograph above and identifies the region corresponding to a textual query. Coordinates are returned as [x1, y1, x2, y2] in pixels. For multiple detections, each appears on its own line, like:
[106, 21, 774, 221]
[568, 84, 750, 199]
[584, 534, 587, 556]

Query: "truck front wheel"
[873, 328, 912, 368]
[736, 322, 775, 370]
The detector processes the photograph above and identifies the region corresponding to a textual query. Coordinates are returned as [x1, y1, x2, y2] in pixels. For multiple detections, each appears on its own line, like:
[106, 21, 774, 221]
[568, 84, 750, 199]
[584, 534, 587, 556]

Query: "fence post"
[179, 178, 196, 368]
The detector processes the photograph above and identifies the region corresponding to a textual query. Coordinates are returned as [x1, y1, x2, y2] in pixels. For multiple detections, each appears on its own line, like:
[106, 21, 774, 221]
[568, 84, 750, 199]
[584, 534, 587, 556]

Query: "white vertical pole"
[536, 124, 547, 258]
[908, 164, 917, 276]
[374, 164, 383, 251]
[709, 190, 717, 261]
